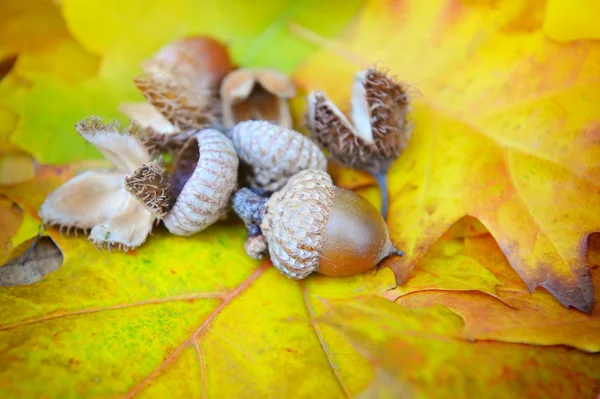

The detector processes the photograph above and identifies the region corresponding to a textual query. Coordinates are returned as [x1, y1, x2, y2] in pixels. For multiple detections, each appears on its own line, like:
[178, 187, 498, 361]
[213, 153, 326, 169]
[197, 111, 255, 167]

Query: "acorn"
[233, 169, 403, 278]
[231, 120, 327, 194]
[306, 67, 413, 219]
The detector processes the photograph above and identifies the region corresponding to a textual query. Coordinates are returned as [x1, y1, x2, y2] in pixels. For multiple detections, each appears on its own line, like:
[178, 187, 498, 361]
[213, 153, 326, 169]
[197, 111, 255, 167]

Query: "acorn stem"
[374, 172, 389, 220]
[390, 246, 404, 257]
[232, 188, 268, 237]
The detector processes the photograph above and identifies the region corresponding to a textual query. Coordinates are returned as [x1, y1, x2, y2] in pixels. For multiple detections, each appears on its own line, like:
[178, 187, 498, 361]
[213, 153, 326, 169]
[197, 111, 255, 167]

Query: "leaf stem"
[375, 172, 389, 220]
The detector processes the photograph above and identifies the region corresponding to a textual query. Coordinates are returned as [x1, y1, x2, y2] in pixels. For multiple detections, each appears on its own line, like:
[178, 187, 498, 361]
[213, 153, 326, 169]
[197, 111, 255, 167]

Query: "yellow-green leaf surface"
[2, 168, 599, 398]
[2, 1, 600, 398]
[1, 0, 362, 164]
[319, 297, 600, 399]
[294, 0, 600, 312]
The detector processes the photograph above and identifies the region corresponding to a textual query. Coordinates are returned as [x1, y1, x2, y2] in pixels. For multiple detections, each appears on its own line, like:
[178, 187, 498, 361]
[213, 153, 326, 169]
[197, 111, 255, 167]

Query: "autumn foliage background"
[1, 0, 600, 398]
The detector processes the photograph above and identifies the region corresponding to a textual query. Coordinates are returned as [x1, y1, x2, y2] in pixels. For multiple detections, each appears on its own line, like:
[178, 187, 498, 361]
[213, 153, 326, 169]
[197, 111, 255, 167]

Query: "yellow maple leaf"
[294, 0, 600, 312]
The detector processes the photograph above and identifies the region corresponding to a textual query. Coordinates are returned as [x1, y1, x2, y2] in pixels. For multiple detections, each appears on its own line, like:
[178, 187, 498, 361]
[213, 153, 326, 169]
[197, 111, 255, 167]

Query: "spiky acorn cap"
[307, 67, 412, 176]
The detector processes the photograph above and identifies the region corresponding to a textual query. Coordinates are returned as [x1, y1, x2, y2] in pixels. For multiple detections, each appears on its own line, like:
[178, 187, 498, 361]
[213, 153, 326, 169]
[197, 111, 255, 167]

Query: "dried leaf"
[394, 234, 600, 352]
[0, 237, 63, 286]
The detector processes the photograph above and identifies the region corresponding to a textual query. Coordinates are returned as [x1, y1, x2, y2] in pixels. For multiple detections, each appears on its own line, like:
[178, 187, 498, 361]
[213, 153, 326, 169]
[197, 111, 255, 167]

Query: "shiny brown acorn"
[233, 169, 403, 278]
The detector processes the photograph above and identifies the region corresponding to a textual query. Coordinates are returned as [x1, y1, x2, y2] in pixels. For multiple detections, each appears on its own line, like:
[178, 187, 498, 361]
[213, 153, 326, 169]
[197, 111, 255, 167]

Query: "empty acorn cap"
[232, 120, 327, 193]
[152, 35, 234, 92]
[220, 68, 296, 129]
[307, 67, 412, 174]
[162, 129, 239, 236]
[134, 61, 220, 131]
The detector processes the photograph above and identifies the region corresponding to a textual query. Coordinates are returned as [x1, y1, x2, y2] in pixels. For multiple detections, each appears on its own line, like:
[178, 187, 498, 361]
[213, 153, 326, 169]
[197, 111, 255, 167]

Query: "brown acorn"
[231, 120, 327, 194]
[220, 68, 296, 128]
[306, 67, 412, 219]
[233, 169, 402, 278]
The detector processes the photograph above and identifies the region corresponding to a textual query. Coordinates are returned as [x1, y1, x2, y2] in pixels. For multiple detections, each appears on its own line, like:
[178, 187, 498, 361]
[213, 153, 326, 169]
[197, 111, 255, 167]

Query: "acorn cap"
[220, 68, 296, 128]
[152, 36, 234, 91]
[124, 160, 171, 218]
[306, 67, 412, 176]
[232, 120, 327, 193]
[40, 117, 157, 251]
[260, 170, 335, 279]
[162, 129, 239, 236]
[134, 61, 220, 131]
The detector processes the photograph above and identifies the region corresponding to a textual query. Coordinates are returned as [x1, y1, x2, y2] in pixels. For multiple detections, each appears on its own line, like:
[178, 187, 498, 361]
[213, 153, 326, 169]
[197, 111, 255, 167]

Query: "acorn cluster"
[39, 36, 412, 279]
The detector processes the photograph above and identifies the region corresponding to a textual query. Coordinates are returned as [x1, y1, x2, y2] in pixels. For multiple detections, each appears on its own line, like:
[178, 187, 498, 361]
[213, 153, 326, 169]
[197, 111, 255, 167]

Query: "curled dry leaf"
[162, 129, 238, 236]
[0, 237, 63, 286]
[220, 68, 296, 128]
[232, 120, 326, 193]
[307, 67, 412, 218]
[39, 117, 156, 251]
[234, 169, 401, 279]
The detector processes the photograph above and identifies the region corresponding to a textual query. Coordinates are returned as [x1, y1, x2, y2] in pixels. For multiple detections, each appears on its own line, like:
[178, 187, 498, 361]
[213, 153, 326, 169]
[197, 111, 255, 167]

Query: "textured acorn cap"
[162, 129, 239, 236]
[152, 36, 234, 91]
[40, 117, 157, 251]
[220, 68, 296, 128]
[232, 120, 327, 193]
[260, 170, 335, 279]
[124, 160, 171, 218]
[306, 67, 412, 176]
[134, 61, 220, 131]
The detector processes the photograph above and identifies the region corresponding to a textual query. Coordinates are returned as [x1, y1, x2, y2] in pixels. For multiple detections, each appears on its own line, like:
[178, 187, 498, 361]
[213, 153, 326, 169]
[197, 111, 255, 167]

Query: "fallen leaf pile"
[1, 0, 599, 398]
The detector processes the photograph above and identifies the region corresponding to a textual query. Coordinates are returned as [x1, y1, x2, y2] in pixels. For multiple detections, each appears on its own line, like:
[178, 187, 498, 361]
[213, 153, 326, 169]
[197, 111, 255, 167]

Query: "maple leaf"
[293, 0, 600, 312]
